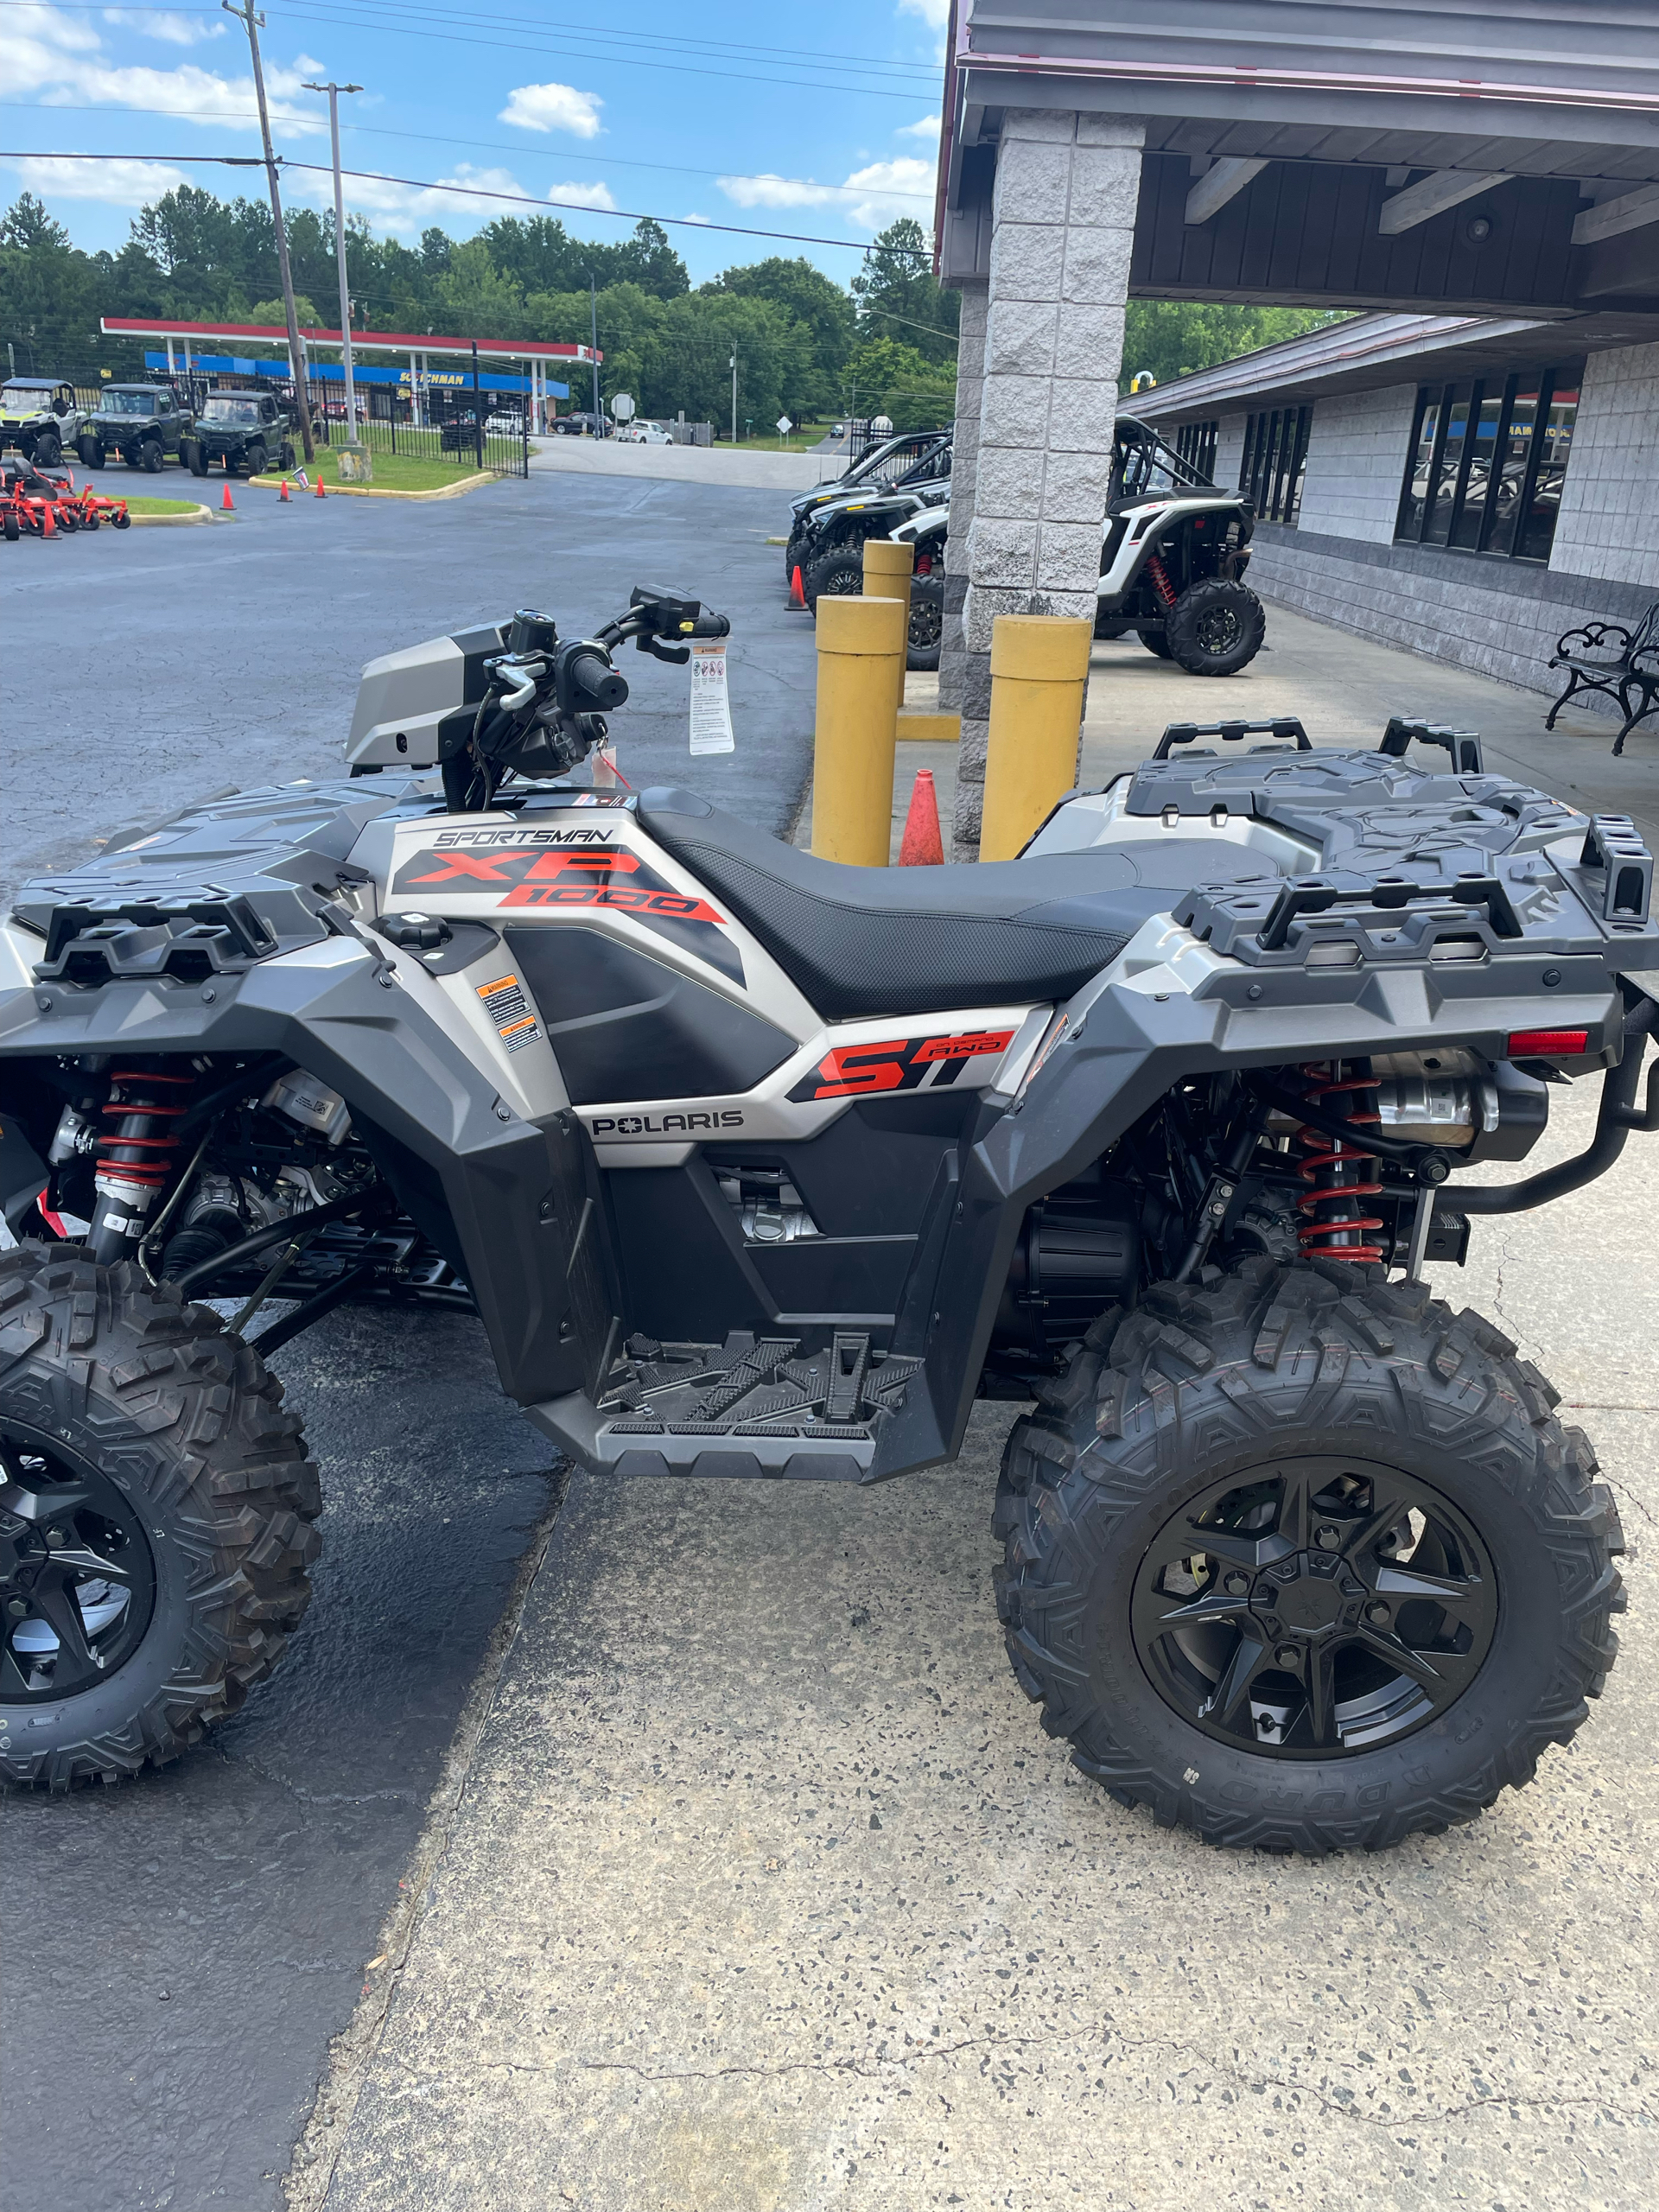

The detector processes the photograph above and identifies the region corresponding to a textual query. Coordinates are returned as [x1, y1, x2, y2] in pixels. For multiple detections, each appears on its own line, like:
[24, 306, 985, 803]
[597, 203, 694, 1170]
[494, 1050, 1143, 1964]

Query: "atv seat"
[636, 787, 1278, 1019]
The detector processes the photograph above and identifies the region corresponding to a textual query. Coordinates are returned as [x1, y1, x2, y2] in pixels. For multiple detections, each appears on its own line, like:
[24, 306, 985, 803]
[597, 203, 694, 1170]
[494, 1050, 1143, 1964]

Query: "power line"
[0, 149, 883, 251]
[0, 103, 934, 203]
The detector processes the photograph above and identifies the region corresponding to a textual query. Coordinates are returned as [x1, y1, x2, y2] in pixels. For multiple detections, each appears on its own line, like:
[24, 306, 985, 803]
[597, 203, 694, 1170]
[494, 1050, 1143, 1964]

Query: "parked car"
[553, 411, 613, 437]
[620, 420, 672, 445]
[485, 412, 523, 437]
[0, 378, 87, 468]
[77, 382, 197, 474]
[190, 389, 296, 477]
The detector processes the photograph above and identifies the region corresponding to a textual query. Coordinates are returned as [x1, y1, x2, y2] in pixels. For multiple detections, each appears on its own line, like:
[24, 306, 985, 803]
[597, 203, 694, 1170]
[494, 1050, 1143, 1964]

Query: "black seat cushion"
[636, 788, 1280, 1019]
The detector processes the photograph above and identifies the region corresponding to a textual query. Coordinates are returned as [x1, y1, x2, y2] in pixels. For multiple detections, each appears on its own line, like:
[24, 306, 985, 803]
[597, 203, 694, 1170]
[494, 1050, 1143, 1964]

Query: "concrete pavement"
[531, 439, 830, 493]
[295, 1065, 1659, 2212]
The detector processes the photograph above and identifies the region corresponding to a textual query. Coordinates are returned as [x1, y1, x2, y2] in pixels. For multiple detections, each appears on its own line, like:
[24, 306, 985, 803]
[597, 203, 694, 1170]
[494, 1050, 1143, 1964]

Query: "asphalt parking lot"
[4, 478, 1658, 2211]
[0, 467, 816, 2212]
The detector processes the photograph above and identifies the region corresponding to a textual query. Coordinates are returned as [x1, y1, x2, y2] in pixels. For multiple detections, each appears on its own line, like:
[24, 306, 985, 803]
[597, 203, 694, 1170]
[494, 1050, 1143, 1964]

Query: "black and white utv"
[0, 590, 1648, 1858]
[786, 434, 952, 588]
[1095, 415, 1263, 675]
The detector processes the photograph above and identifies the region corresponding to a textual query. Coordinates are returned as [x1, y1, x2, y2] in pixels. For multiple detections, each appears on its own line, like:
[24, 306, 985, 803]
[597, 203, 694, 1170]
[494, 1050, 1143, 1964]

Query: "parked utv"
[784, 430, 950, 582]
[0, 378, 87, 469]
[0, 590, 1647, 1860]
[191, 389, 296, 477]
[78, 382, 198, 474]
[1097, 416, 1263, 674]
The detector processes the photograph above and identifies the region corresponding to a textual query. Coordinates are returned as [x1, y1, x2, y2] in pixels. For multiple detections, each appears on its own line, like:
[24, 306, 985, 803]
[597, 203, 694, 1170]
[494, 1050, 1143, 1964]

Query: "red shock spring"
[94, 1066, 197, 1200]
[1147, 553, 1177, 607]
[1295, 1061, 1386, 1262]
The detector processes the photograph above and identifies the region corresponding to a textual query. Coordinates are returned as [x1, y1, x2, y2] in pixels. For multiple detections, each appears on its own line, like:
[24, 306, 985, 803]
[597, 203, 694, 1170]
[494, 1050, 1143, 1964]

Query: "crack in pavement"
[215, 1745, 421, 1811]
[469, 2028, 1659, 2133]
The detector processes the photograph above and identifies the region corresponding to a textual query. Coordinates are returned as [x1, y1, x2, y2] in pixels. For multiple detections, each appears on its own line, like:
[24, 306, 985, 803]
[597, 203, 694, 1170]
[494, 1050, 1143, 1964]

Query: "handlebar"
[566, 647, 629, 712]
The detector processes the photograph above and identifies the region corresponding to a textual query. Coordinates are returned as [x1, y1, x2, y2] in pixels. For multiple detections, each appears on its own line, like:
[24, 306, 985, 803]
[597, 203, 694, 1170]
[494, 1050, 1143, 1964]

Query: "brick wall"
[1295, 384, 1418, 543]
[1550, 342, 1659, 589]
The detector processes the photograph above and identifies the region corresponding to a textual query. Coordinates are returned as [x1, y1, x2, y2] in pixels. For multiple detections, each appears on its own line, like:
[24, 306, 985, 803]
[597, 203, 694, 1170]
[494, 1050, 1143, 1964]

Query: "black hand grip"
[569, 650, 629, 711]
[688, 613, 731, 639]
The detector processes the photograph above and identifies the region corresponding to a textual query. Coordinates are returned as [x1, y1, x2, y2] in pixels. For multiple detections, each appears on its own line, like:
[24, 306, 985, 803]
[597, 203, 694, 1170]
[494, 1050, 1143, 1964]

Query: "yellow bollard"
[811, 594, 907, 866]
[978, 614, 1095, 861]
[861, 537, 913, 628]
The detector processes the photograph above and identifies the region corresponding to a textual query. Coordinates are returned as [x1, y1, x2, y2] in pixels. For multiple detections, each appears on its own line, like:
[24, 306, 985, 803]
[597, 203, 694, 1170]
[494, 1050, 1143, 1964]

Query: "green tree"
[0, 194, 105, 371]
[1122, 302, 1346, 390]
[249, 294, 322, 329]
[703, 255, 854, 412]
[433, 242, 525, 338]
[851, 217, 959, 365]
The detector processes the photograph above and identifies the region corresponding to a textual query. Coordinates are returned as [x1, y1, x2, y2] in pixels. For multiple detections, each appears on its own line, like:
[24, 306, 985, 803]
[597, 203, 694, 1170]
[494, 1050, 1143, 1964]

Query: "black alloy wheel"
[34, 432, 60, 468]
[907, 575, 944, 671]
[1164, 576, 1266, 677]
[1130, 1458, 1497, 1758]
[1, 1427, 156, 1702]
[245, 442, 268, 478]
[140, 441, 164, 474]
[806, 548, 865, 610]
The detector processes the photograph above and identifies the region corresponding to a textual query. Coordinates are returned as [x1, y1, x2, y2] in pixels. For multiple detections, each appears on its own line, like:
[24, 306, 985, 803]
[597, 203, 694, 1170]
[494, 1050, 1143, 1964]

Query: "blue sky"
[2, 0, 950, 289]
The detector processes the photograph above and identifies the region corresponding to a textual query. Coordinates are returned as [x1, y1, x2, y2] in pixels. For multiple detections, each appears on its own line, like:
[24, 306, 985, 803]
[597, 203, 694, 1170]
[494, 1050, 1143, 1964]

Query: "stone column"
[954, 111, 1143, 858]
[937, 276, 988, 718]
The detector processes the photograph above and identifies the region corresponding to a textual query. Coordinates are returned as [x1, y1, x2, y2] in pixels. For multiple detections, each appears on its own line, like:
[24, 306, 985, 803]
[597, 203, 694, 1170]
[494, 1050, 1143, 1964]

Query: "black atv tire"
[993, 1258, 1625, 1854]
[784, 524, 810, 583]
[34, 431, 61, 469]
[182, 438, 206, 477]
[0, 1248, 321, 1790]
[123, 448, 143, 470]
[806, 546, 865, 610]
[78, 435, 105, 470]
[1136, 626, 1173, 659]
[140, 441, 164, 474]
[907, 574, 944, 671]
[1164, 577, 1265, 676]
[245, 442, 268, 479]
[279, 441, 296, 472]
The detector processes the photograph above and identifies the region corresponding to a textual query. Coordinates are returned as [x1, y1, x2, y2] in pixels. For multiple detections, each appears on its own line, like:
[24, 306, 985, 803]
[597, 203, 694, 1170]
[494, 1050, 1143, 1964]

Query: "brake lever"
[640, 636, 690, 665]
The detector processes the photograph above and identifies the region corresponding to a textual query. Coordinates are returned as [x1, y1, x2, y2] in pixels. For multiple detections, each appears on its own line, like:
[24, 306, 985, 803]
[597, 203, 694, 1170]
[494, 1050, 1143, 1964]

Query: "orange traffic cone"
[788, 564, 808, 611]
[314, 474, 326, 499]
[220, 481, 235, 512]
[40, 502, 55, 538]
[899, 769, 944, 866]
[279, 478, 291, 502]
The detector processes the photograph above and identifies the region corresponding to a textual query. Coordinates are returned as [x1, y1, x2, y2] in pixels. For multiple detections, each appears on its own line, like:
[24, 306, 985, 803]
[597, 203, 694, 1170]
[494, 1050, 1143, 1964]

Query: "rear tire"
[182, 438, 206, 477]
[907, 574, 944, 671]
[1164, 577, 1265, 677]
[78, 435, 104, 469]
[245, 442, 268, 479]
[994, 1258, 1625, 1854]
[1136, 626, 1174, 659]
[3, 510, 18, 543]
[279, 441, 295, 471]
[34, 431, 60, 468]
[0, 1249, 321, 1789]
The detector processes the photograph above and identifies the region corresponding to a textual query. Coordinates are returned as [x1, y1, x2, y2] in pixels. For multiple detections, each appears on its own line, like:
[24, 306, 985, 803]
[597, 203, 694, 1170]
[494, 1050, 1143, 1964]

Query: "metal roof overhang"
[1121, 304, 1659, 423]
[940, 3, 1659, 306]
[99, 317, 599, 363]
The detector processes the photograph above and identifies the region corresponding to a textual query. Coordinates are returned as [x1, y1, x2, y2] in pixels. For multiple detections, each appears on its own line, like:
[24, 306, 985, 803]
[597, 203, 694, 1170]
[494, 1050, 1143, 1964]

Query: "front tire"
[804, 545, 864, 611]
[1163, 576, 1266, 676]
[907, 574, 944, 671]
[34, 431, 61, 468]
[994, 1259, 1625, 1854]
[140, 440, 164, 474]
[0, 1249, 321, 1789]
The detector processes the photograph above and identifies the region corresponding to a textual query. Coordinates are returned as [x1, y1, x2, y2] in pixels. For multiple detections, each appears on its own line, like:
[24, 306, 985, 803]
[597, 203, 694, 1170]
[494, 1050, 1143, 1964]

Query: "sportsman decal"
[390, 842, 743, 983]
[788, 1028, 1017, 1102]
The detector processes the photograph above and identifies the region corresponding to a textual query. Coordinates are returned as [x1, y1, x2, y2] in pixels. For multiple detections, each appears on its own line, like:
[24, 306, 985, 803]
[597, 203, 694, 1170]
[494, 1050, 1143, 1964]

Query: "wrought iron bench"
[1546, 605, 1659, 755]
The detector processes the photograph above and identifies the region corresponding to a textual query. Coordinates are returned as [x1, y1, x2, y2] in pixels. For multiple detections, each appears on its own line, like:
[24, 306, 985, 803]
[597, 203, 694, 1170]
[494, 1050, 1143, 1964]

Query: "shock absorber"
[1295, 1061, 1386, 1262]
[89, 1064, 196, 1265]
[1146, 553, 1177, 607]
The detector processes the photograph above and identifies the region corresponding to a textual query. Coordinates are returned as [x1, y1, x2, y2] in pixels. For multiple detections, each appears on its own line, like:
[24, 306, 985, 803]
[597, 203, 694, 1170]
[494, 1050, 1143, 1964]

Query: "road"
[0, 464, 815, 2212]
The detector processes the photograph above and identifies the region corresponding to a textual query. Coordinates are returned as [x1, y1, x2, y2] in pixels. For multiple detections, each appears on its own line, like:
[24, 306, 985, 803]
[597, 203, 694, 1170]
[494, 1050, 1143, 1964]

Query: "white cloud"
[898, 0, 950, 27]
[103, 7, 225, 43]
[717, 156, 935, 232]
[547, 179, 616, 212]
[898, 112, 941, 141]
[6, 152, 191, 205]
[0, 3, 100, 92]
[683, 213, 710, 226]
[499, 80, 603, 138]
[0, 6, 326, 133]
[319, 162, 531, 232]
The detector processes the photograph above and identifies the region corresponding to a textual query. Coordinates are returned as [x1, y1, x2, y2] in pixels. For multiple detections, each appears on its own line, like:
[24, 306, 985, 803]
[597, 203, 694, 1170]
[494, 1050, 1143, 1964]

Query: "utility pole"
[729, 351, 737, 445]
[225, 0, 315, 461]
[588, 274, 601, 432]
[302, 76, 363, 446]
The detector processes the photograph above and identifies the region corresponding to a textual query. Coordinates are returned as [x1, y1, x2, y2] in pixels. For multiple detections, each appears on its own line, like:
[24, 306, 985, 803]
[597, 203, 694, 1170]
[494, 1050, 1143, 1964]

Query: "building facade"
[1135, 314, 1659, 710]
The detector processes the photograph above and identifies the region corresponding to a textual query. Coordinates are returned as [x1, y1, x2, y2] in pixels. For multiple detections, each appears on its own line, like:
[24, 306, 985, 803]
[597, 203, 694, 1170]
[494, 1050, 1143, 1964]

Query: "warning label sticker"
[476, 973, 543, 1054]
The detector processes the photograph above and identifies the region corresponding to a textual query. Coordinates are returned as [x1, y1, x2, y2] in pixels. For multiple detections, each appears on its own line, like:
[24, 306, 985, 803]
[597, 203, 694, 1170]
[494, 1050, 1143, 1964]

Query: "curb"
[246, 471, 500, 502]
[127, 505, 219, 526]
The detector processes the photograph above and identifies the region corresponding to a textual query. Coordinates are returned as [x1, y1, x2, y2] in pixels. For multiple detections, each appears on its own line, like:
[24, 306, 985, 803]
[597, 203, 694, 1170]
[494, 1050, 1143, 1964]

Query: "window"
[1173, 418, 1218, 482]
[1240, 407, 1311, 524]
[1395, 365, 1580, 562]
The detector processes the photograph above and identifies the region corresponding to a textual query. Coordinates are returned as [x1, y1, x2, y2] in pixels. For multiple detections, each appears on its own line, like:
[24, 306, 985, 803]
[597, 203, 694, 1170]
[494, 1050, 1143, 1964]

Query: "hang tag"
[591, 741, 620, 788]
[689, 640, 735, 755]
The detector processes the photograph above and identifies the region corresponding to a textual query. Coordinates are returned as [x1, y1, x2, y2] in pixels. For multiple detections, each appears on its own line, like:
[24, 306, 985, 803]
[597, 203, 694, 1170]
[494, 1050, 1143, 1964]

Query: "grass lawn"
[122, 496, 210, 516]
[726, 420, 838, 452]
[250, 448, 495, 493]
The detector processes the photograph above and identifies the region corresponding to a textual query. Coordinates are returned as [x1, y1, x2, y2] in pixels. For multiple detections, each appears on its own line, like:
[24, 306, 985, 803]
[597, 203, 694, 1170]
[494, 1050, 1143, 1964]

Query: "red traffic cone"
[314, 474, 326, 499]
[40, 502, 55, 538]
[279, 478, 291, 502]
[788, 563, 808, 611]
[899, 768, 944, 867]
[220, 481, 235, 512]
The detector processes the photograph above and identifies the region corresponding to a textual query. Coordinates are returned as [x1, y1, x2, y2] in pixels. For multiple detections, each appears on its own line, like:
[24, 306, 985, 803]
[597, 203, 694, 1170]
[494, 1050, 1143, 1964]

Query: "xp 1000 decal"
[391, 838, 743, 983]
